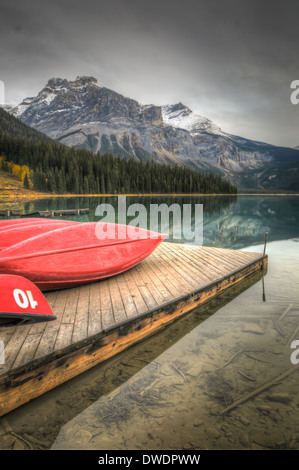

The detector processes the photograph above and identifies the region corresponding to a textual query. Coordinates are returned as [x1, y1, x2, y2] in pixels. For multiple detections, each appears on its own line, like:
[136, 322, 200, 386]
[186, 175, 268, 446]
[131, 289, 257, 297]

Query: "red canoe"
[0, 274, 56, 326]
[0, 218, 55, 227]
[0, 222, 166, 290]
[0, 218, 45, 225]
[0, 221, 79, 250]
[0, 218, 78, 231]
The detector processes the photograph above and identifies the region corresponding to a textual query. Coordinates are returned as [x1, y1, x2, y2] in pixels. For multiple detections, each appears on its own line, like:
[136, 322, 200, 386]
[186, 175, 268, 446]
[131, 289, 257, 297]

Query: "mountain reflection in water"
[16, 195, 299, 248]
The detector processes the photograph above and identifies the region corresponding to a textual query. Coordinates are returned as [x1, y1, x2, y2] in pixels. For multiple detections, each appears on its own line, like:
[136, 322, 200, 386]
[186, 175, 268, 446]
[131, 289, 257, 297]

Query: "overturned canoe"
[0, 222, 166, 290]
[0, 218, 79, 231]
[0, 218, 51, 226]
[0, 274, 56, 326]
[0, 221, 79, 250]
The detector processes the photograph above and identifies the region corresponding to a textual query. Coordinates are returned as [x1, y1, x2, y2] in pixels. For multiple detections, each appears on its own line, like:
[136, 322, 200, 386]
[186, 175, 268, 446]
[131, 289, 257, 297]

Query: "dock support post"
[263, 232, 268, 257]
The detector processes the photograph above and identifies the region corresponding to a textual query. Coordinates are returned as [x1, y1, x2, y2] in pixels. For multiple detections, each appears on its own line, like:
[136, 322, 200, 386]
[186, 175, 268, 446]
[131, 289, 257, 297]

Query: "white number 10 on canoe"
[13, 289, 38, 309]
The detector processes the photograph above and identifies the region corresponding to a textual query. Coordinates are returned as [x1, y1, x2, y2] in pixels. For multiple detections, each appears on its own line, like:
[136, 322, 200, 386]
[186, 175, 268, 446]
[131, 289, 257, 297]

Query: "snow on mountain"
[162, 102, 224, 136]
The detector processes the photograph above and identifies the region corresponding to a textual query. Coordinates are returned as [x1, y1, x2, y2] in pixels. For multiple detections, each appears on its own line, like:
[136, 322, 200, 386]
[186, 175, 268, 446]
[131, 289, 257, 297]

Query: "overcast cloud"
[0, 0, 298, 147]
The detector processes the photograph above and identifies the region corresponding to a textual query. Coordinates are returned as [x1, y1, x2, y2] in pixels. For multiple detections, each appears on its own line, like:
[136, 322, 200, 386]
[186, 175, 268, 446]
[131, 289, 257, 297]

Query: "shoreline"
[1, 191, 299, 208]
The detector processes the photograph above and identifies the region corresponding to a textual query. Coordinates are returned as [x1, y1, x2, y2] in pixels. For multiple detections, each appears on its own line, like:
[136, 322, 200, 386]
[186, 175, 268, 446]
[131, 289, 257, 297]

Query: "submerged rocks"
[239, 432, 251, 448]
[267, 393, 292, 404]
[241, 323, 265, 335]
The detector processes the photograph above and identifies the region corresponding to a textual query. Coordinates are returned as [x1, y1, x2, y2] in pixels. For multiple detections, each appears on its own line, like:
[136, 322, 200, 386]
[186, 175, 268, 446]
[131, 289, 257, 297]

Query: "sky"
[0, 0, 298, 147]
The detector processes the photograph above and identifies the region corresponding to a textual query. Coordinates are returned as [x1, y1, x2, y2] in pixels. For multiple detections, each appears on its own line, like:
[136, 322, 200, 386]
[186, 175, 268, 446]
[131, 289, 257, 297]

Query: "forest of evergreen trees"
[0, 134, 237, 194]
[0, 108, 237, 195]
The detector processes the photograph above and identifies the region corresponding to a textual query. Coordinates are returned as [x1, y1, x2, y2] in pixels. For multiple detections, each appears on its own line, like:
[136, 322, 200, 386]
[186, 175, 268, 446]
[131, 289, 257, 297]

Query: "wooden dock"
[0, 208, 89, 217]
[0, 243, 267, 417]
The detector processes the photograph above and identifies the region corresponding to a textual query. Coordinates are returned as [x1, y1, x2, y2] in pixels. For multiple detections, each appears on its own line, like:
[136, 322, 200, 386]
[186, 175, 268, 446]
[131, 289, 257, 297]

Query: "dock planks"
[0, 243, 267, 417]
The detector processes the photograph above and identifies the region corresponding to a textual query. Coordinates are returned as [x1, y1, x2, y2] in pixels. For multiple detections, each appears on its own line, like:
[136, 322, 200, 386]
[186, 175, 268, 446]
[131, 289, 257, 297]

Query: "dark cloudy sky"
[1, 0, 298, 147]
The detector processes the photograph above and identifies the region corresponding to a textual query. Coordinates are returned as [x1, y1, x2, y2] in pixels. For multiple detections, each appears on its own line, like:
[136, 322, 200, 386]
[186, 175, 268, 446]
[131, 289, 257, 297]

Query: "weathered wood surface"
[0, 243, 267, 416]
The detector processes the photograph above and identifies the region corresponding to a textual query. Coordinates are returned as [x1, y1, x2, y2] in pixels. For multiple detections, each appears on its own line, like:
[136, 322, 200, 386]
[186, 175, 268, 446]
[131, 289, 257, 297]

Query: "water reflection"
[2, 196, 299, 248]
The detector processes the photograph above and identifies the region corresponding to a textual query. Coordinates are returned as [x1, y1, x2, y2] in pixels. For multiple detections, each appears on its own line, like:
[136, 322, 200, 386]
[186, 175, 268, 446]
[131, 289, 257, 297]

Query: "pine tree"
[23, 172, 30, 189]
[83, 175, 89, 194]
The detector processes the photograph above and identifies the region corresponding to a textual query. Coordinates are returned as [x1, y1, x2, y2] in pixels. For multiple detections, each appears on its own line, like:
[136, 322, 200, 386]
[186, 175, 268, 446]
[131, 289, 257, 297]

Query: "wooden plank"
[99, 281, 114, 330]
[202, 246, 256, 265]
[150, 251, 185, 297]
[150, 246, 187, 294]
[61, 288, 80, 324]
[51, 288, 69, 319]
[116, 274, 138, 319]
[88, 283, 102, 336]
[176, 246, 228, 280]
[158, 246, 203, 291]
[35, 314, 63, 359]
[207, 246, 261, 262]
[123, 270, 148, 314]
[191, 245, 247, 272]
[13, 333, 42, 369]
[160, 248, 201, 289]
[108, 276, 127, 324]
[162, 244, 215, 284]
[54, 324, 74, 351]
[0, 325, 31, 373]
[129, 267, 158, 311]
[201, 247, 261, 273]
[72, 285, 90, 343]
[189, 246, 238, 271]
[135, 262, 167, 306]
[34, 289, 70, 360]
[140, 258, 174, 302]
[151, 251, 191, 295]
[194, 248, 244, 273]
[166, 244, 221, 282]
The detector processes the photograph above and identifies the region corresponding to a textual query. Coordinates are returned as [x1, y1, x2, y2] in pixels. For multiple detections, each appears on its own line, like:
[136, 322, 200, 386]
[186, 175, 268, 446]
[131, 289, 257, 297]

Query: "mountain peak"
[162, 103, 222, 135]
[75, 76, 98, 85]
[46, 76, 99, 89]
[167, 102, 189, 113]
[46, 77, 68, 87]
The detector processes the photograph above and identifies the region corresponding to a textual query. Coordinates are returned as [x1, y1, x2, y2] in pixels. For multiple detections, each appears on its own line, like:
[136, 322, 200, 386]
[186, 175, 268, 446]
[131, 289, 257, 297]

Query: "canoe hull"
[0, 217, 78, 227]
[0, 223, 166, 291]
[0, 221, 79, 250]
[4, 239, 165, 290]
[0, 275, 56, 326]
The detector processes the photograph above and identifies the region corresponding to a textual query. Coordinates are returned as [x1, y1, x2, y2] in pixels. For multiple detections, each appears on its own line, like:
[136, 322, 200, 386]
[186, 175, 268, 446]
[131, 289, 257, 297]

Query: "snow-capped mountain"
[9, 76, 299, 189]
[161, 102, 224, 135]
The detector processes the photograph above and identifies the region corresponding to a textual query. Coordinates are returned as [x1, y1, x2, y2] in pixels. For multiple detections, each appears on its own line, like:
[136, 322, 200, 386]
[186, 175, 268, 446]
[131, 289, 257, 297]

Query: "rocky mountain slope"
[9, 76, 299, 190]
[0, 106, 54, 144]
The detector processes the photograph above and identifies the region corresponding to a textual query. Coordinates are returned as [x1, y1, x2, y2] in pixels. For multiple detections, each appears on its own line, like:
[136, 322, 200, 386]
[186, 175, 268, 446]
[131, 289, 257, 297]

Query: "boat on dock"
[0, 217, 79, 229]
[0, 274, 56, 326]
[0, 222, 166, 290]
[0, 220, 79, 250]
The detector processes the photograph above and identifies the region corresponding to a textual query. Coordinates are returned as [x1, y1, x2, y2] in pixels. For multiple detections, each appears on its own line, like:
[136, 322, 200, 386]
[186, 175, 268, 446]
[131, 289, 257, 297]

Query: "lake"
[0, 195, 298, 450]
